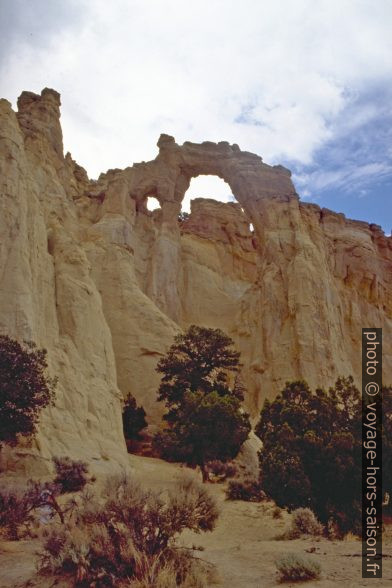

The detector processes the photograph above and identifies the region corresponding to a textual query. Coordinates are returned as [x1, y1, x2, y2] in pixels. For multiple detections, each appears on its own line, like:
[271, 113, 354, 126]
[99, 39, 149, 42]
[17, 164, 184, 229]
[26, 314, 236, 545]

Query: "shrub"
[0, 483, 32, 540]
[206, 460, 237, 482]
[129, 552, 214, 587]
[0, 480, 60, 540]
[287, 508, 324, 539]
[327, 518, 340, 540]
[272, 507, 283, 519]
[39, 474, 219, 586]
[226, 479, 266, 502]
[123, 394, 147, 440]
[275, 552, 321, 582]
[53, 456, 89, 493]
[101, 475, 219, 551]
[0, 335, 56, 448]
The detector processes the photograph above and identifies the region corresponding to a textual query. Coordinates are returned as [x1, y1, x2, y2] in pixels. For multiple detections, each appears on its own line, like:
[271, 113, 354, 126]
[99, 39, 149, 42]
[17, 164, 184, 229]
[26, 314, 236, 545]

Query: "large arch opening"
[182, 175, 234, 212]
[179, 174, 254, 235]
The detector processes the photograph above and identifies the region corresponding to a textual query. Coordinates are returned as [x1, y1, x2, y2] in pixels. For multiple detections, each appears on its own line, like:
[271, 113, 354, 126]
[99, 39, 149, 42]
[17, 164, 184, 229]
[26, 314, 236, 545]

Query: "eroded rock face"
[0, 89, 391, 470]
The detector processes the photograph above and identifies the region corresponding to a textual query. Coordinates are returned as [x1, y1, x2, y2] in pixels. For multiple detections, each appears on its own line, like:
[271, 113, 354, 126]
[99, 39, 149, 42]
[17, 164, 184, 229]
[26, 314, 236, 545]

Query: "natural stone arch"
[143, 134, 295, 240]
[109, 134, 297, 321]
[91, 133, 297, 321]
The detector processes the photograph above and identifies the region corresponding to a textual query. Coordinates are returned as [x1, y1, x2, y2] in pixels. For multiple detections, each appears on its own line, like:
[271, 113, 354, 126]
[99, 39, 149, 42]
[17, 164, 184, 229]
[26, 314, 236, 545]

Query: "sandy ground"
[0, 454, 391, 587]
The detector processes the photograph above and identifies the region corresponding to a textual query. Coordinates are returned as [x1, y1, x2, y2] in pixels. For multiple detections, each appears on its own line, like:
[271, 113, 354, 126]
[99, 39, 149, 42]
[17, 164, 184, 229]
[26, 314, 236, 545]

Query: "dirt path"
[130, 455, 392, 587]
[0, 455, 391, 587]
[0, 540, 39, 588]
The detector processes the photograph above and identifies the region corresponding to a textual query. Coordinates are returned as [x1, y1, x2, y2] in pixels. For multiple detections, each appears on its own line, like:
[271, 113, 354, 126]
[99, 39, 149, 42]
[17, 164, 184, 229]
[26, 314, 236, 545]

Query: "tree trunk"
[201, 463, 209, 483]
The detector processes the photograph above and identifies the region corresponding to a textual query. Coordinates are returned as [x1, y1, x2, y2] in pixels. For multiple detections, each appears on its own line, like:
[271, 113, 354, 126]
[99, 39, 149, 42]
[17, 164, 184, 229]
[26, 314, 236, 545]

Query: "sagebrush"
[275, 552, 321, 582]
[0, 480, 60, 540]
[53, 456, 89, 493]
[226, 479, 265, 502]
[39, 474, 219, 586]
[205, 460, 237, 481]
[286, 508, 324, 539]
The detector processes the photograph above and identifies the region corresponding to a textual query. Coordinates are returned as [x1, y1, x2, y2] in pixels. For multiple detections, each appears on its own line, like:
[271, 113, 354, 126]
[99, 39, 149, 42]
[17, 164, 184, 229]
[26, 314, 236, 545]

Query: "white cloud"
[1, 0, 392, 204]
[294, 162, 392, 198]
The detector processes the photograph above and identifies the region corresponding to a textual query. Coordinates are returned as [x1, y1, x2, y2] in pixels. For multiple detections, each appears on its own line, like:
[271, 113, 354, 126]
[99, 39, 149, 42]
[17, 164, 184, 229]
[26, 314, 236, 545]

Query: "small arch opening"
[146, 196, 160, 211]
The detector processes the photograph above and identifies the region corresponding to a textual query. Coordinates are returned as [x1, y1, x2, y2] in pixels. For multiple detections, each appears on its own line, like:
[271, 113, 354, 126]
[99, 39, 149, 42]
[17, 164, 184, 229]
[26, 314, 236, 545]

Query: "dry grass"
[342, 531, 360, 542]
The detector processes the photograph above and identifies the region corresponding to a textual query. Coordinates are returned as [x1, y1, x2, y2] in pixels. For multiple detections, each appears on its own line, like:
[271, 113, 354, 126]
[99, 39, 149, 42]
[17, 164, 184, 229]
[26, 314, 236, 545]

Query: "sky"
[0, 0, 391, 232]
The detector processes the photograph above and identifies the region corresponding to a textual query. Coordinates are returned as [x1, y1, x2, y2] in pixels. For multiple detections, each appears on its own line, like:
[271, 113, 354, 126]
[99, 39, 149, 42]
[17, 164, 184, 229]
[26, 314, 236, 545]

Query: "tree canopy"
[157, 324, 241, 405]
[122, 394, 147, 440]
[154, 325, 250, 479]
[0, 335, 56, 446]
[256, 377, 362, 535]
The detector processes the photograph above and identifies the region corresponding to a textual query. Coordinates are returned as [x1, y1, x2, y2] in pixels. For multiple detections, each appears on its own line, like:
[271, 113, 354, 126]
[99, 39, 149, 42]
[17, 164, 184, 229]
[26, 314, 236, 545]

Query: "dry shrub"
[39, 474, 219, 586]
[342, 531, 360, 542]
[226, 479, 266, 502]
[286, 508, 324, 539]
[0, 479, 60, 540]
[0, 482, 31, 540]
[272, 506, 283, 519]
[129, 556, 219, 588]
[275, 552, 322, 582]
[53, 456, 89, 493]
[206, 460, 237, 482]
[326, 518, 340, 540]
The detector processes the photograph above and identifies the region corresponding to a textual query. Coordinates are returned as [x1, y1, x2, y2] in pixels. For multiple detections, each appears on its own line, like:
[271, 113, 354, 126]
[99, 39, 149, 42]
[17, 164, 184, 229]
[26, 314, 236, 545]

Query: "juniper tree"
[154, 325, 250, 480]
[0, 335, 56, 448]
[256, 377, 363, 535]
[122, 394, 147, 440]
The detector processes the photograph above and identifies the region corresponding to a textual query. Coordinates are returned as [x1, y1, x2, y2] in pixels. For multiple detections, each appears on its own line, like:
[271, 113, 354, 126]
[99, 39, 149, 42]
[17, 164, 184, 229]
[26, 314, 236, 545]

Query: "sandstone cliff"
[0, 89, 391, 470]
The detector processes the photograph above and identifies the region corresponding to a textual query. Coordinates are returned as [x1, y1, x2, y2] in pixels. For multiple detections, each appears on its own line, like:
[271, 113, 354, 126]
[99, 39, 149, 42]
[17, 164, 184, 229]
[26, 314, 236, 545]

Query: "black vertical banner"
[362, 328, 382, 578]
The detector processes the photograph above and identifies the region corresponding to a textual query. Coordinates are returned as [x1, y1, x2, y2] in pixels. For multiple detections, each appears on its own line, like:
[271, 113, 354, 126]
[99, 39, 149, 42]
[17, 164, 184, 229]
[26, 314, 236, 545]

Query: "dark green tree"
[154, 325, 251, 480]
[256, 377, 362, 535]
[178, 211, 190, 223]
[122, 394, 147, 440]
[0, 335, 56, 447]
